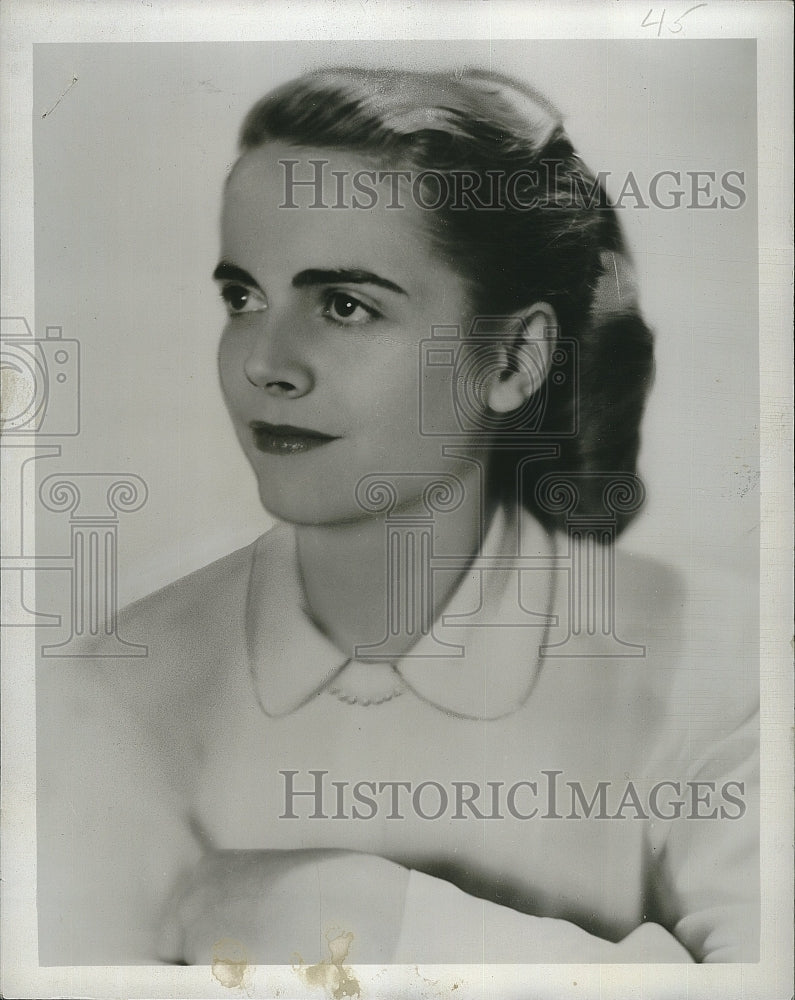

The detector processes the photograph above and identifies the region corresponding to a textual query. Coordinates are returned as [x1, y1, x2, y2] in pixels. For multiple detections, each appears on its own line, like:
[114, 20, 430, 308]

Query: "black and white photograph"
[1, 3, 792, 999]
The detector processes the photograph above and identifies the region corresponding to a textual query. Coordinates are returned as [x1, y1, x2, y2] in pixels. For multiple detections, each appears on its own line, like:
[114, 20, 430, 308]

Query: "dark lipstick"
[250, 421, 339, 455]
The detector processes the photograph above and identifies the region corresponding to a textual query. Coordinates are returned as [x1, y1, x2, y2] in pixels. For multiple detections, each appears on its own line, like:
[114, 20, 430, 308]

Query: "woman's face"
[217, 141, 491, 526]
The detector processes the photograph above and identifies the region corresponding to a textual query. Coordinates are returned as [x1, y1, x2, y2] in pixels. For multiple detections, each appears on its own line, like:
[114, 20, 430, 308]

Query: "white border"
[2, 2, 792, 998]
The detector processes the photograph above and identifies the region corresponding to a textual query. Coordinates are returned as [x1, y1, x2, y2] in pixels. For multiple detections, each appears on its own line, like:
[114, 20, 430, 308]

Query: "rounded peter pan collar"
[245, 505, 557, 721]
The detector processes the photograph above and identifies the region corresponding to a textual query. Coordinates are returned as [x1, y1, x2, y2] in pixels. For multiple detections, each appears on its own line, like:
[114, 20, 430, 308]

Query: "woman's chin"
[256, 485, 357, 527]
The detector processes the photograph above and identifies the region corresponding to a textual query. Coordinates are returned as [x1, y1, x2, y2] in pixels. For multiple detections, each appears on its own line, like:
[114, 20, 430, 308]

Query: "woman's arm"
[646, 706, 760, 963]
[162, 847, 695, 965]
[164, 709, 758, 966]
[392, 869, 694, 963]
[390, 710, 759, 964]
[158, 848, 410, 965]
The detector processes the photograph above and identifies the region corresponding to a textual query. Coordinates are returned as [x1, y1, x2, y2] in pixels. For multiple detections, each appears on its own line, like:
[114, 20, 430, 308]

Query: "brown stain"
[295, 930, 361, 999]
[211, 937, 251, 991]
[412, 965, 467, 998]
[0, 365, 30, 429]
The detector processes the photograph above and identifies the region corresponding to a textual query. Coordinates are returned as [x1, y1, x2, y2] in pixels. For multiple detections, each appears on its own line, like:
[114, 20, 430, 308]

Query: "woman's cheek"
[217, 329, 245, 414]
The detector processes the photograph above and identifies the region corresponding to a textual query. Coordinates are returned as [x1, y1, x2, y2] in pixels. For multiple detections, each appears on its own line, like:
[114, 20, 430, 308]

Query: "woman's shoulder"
[117, 534, 261, 646]
[612, 542, 753, 649]
[37, 534, 266, 762]
[611, 544, 758, 743]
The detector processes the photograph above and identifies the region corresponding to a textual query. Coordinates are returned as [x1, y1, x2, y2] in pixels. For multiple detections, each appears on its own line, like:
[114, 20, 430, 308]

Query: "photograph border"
[2, 2, 792, 999]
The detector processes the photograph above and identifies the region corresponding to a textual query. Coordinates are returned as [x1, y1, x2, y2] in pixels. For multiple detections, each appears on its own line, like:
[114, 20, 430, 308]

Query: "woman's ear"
[485, 302, 558, 414]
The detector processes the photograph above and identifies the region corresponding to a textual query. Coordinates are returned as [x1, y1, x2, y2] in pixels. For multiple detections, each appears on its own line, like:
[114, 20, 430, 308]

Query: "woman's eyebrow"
[293, 268, 408, 296]
[212, 260, 262, 290]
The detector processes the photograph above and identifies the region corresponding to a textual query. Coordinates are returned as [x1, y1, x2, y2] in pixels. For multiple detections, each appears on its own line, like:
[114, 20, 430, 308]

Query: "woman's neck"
[293, 463, 493, 662]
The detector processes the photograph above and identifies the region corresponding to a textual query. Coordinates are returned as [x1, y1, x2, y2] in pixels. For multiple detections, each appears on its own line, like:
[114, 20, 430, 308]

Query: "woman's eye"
[322, 291, 379, 325]
[219, 283, 267, 316]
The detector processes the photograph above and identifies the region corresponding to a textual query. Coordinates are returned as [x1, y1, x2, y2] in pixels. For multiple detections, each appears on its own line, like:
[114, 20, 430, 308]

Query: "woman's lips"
[249, 421, 340, 455]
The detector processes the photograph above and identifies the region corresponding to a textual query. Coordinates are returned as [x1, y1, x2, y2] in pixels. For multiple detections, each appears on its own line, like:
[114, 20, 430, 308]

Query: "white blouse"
[37, 504, 759, 965]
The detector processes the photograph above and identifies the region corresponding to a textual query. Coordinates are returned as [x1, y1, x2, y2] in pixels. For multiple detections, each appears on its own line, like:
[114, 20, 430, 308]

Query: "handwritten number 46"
[642, 4, 707, 37]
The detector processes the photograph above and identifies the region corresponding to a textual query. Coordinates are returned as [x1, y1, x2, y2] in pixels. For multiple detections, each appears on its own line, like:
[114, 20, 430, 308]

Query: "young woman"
[37, 66, 758, 967]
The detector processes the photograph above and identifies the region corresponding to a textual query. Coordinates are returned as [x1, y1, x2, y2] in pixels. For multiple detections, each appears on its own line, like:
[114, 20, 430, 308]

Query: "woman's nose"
[243, 326, 314, 399]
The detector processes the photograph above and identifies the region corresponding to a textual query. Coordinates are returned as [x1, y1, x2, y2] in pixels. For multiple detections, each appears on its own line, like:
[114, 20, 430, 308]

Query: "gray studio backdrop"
[31, 39, 757, 613]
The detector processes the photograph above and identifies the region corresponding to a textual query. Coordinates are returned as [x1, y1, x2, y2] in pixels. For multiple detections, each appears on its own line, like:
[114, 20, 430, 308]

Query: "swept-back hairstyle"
[237, 67, 654, 535]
